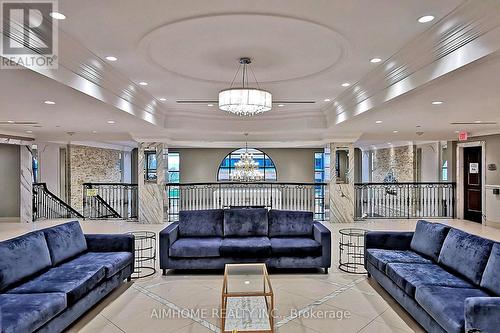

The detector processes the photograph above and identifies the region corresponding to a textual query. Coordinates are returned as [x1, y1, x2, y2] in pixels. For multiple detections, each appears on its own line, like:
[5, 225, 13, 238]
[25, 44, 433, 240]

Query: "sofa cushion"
[415, 285, 489, 333]
[220, 237, 271, 257]
[69, 252, 133, 278]
[438, 228, 494, 285]
[386, 262, 472, 297]
[0, 231, 52, 292]
[8, 262, 105, 305]
[410, 220, 450, 261]
[42, 221, 88, 266]
[170, 237, 222, 258]
[366, 249, 433, 272]
[480, 243, 500, 295]
[268, 210, 313, 237]
[178, 209, 223, 237]
[224, 208, 268, 237]
[270, 237, 321, 257]
[0, 293, 67, 333]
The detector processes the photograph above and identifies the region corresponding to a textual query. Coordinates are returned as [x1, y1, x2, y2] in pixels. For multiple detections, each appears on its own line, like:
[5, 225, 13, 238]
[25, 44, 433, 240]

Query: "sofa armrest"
[85, 234, 135, 253]
[159, 222, 179, 269]
[365, 231, 414, 251]
[465, 297, 500, 332]
[313, 221, 331, 268]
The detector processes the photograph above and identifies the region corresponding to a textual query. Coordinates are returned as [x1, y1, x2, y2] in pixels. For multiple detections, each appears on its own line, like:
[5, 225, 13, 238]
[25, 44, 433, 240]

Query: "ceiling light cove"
[431, 101, 444, 105]
[105, 56, 117, 62]
[418, 15, 435, 23]
[44, 100, 55, 105]
[370, 58, 382, 63]
[49, 12, 66, 20]
[139, 81, 148, 86]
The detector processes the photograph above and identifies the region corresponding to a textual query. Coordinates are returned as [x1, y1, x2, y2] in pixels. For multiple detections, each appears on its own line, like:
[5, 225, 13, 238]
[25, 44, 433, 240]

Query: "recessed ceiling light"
[431, 101, 443, 105]
[159, 98, 167, 102]
[139, 81, 148, 86]
[278, 104, 284, 107]
[44, 100, 56, 105]
[341, 82, 351, 87]
[207, 104, 214, 107]
[418, 15, 435, 23]
[107, 120, 115, 124]
[375, 120, 383, 124]
[7, 120, 15, 124]
[454, 130, 460, 133]
[26, 130, 33, 133]
[370, 58, 382, 63]
[324, 98, 331, 102]
[49, 12, 66, 20]
[92, 130, 97, 134]
[474, 120, 482, 123]
[393, 130, 399, 133]
[105, 56, 117, 62]
[387, 142, 392, 145]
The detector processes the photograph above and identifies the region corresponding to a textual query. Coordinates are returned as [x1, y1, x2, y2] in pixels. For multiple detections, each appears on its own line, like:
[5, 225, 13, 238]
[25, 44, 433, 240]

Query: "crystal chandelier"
[219, 58, 272, 117]
[231, 135, 264, 182]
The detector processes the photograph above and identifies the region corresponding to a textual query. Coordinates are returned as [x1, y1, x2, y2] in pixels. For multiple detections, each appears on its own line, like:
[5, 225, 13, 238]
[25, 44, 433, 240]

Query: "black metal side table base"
[339, 228, 369, 274]
[128, 231, 157, 279]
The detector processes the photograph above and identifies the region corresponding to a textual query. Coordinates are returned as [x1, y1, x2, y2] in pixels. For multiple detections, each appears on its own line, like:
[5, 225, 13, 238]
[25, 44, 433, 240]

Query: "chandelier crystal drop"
[230, 134, 264, 182]
[219, 58, 272, 117]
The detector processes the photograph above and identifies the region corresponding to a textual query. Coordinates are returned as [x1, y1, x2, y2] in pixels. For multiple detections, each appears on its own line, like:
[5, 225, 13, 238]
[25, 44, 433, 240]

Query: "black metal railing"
[33, 183, 83, 221]
[82, 183, 138, 219]
[354, 182, 456, 219]
[166, 182, 327, 222]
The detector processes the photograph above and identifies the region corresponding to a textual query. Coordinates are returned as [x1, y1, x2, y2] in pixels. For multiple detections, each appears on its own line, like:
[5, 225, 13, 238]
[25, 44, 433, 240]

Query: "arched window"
[218, 148, 277, 181]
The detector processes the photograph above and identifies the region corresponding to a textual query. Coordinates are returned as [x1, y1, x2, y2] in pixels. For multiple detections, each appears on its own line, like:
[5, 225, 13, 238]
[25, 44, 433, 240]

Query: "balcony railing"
[33, 183, 83, 221]
[354, 182, 456, 219]
[166, 182, 326, 222]
[82, 183, 138, 219]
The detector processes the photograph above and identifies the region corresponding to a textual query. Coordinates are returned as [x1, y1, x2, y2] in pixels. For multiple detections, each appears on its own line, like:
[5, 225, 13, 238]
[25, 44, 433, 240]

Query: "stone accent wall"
[371, 146, 415, 183]
[69, 145, 121, 212]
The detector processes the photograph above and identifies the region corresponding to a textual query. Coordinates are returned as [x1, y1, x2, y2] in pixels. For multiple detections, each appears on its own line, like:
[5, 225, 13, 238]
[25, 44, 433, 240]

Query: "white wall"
[37, 142, 63, 196]
[0, 144, 20, 218]
[170, 148, 320, 183]
[418, 143, 440, 182]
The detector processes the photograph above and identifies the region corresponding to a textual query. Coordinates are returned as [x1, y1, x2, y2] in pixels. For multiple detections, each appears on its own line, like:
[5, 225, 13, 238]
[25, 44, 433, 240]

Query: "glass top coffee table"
[221, 263, 274, 333]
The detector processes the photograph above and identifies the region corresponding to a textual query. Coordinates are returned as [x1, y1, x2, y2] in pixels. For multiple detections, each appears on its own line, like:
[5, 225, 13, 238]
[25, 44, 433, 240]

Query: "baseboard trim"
[0, 217, 20, 222]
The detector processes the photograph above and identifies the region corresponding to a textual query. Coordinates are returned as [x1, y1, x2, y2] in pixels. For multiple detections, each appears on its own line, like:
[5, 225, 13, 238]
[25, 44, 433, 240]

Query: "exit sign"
[458, 131, 468, 141]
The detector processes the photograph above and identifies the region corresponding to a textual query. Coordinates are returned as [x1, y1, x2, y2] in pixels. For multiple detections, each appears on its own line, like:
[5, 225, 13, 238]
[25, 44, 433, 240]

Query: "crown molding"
[324, 0, 500, 125]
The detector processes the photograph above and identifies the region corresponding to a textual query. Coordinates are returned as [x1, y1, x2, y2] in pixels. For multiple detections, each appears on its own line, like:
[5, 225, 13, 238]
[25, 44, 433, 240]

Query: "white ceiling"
[2, 0, 500, 148]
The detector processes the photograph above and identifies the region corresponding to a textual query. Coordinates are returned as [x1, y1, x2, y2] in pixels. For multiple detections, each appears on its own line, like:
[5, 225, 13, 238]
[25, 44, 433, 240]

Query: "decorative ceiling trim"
[0, 26, 166, 127]
[325, 0, 500, 125]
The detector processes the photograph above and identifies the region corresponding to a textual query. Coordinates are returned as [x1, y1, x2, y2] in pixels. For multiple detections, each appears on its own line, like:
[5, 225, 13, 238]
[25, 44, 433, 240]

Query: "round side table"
[338, 228, 368, 274]
[128, 231, 156, 279]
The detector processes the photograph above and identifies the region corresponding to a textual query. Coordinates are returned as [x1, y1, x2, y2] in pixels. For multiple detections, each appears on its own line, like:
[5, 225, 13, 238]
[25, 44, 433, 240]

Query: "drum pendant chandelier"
[219, 58, 272, 117]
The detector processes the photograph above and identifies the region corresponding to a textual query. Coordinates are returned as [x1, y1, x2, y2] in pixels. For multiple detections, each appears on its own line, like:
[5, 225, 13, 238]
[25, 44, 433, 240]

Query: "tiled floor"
[1, 218, 499, 333]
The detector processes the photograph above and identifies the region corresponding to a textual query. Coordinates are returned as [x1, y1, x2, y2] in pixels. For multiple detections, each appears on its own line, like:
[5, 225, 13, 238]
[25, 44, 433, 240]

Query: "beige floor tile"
[289, 304, 373, 332]
[170, 322, 214, 333]
[324, 288, 391, 319]
[173, 289, 221, 326]
[273, 289, 314, 320]
[275, 278, 342, 300]
[375, 308, 426, 332]
[66, 314, 123, 333]
[275, 320, 321, 332]
[358, 320, 413, 333]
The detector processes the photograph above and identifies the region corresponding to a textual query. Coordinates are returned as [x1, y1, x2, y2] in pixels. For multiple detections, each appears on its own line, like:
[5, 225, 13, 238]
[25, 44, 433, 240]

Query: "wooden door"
[464, 147, 482, 223]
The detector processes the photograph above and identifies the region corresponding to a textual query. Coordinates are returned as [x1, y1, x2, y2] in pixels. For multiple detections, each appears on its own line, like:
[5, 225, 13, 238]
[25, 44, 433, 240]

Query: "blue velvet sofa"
[365, 220, 500, 333]
[0, 221, 134, 333]
[160, 208, 331, 274]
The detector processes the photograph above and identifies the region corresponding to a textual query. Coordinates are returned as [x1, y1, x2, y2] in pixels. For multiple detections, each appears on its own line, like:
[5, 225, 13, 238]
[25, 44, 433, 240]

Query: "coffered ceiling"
[1, 0, 500, 148]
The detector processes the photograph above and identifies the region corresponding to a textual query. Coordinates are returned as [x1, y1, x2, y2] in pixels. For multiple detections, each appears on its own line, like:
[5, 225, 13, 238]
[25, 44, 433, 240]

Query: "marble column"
[329, 143, 356, 223]
[138, 142, 166, 224]
[20, 145, 33, 223]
